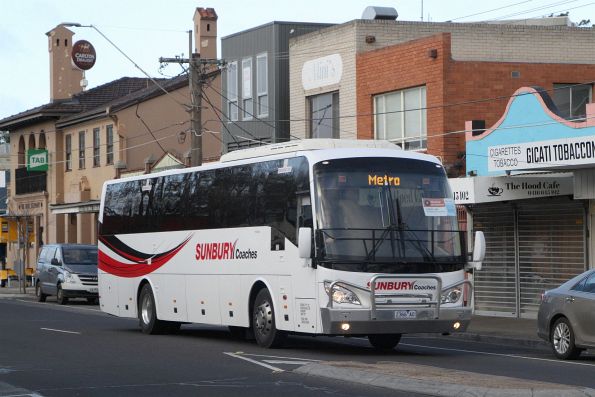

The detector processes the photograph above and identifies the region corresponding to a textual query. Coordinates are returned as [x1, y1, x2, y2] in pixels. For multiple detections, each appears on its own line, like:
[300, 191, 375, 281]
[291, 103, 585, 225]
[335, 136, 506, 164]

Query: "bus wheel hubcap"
[255, 302, 272, 335]
[141, 295, 152, 325]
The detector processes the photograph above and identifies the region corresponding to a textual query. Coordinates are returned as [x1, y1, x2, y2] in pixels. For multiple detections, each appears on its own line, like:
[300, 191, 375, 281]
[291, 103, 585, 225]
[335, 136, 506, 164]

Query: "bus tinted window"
[100, 157, 309, 244]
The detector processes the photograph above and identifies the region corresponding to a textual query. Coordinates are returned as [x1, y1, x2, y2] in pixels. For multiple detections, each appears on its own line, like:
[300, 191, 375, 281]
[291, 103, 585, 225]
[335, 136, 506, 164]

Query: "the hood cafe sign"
[449, 174, 573, 204]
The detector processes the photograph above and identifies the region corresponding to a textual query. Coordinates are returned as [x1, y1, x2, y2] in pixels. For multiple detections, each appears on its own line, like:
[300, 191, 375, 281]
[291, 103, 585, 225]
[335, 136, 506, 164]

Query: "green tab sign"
[27, 149, 48, 171]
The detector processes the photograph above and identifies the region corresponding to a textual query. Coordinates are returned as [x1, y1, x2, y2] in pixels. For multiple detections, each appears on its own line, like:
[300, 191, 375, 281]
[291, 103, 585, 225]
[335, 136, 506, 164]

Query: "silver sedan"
[537, 269, 595, 359]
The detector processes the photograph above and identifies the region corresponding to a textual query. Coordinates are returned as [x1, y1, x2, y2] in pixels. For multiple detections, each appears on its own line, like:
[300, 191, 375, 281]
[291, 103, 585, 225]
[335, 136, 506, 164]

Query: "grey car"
[537, 269, 595, 359]
[34, 244, 99, 305]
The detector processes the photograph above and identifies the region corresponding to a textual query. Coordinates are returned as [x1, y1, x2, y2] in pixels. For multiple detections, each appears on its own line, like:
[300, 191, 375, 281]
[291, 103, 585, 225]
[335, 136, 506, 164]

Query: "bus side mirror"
[466, 231, 485, 271]
[298, 227, 312, 259]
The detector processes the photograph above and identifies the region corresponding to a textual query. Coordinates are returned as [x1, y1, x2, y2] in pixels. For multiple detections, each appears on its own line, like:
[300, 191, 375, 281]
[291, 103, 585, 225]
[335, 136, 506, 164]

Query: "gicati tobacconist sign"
[487, 135, 595, 172]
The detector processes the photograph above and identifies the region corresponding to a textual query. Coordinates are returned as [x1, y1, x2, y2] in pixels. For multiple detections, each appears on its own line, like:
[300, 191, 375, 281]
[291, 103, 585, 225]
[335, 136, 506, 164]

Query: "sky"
[2, 0, 595, 120]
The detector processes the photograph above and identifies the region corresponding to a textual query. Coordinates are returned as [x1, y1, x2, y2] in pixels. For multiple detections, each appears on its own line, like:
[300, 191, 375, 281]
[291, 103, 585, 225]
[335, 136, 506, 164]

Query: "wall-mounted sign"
[302, 54, 342, 91]
[487, 135, 595, 172]
[449, 174, 573, 204]
[27, 149, 48, 171]
[71, 40, 96, 71]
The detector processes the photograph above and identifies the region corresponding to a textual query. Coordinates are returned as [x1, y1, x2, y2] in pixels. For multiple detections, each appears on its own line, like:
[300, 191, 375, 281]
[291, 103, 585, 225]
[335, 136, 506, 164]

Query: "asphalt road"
[1, 296, 594, 396]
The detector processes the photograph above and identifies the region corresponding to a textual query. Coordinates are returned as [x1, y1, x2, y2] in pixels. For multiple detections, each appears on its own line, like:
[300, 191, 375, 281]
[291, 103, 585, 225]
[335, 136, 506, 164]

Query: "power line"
[447, 0, 534, 22]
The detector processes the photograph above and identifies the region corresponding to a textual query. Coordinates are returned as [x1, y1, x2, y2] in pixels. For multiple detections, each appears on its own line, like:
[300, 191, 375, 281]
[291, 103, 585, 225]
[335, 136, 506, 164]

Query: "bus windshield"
[313, 157, 464, 273]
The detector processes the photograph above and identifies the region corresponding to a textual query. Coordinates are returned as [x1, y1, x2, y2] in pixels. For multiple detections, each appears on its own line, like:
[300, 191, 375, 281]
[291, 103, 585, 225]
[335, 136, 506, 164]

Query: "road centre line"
[400, 342, 595, 367]
[40, 327, 81, 335]
[224, 352, 284, 372]
[263, 360, 314, 365]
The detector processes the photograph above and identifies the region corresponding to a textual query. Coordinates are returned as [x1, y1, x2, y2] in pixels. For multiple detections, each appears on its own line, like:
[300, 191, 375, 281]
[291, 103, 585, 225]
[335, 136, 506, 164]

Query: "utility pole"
[160, 30, 224, 167]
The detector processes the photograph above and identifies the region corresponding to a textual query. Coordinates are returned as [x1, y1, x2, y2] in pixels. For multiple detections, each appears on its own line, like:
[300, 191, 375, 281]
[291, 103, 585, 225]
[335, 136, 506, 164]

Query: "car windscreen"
[62, 248, 98, 265]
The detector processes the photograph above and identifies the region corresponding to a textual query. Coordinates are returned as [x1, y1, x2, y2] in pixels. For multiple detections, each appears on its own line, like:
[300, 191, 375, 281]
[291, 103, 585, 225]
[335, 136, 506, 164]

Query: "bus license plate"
[395, 310, 416, 319]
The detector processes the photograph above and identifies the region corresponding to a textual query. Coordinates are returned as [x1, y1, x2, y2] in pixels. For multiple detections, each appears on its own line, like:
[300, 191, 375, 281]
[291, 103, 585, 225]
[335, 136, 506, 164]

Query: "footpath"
[2, 286, 593, 396]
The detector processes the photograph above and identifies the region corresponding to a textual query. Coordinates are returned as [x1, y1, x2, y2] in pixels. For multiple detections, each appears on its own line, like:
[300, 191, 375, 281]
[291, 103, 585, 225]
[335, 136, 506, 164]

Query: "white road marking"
[400, 342, 595, 367]
[40, 327, 81, 335]
[16, 299, 100, 313]
[240, 352, 321, 362]
[262, 360, 313, 365]
[223, 352, 284, 372]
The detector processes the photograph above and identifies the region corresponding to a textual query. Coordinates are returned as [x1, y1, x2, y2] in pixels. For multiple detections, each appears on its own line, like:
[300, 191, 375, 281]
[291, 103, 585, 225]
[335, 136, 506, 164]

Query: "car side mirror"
[298, 227, 312, 259]
[466, 231, 485, 271]
[50, 258, 61, 266]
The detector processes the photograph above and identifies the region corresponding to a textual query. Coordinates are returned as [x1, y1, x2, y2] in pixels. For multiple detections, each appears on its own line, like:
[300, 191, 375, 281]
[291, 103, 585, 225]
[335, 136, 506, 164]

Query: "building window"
[242, 57, 253, 120]
[106, 125, 114, 165]
[93, 127, 100, 167]
[65, 135, 72, 171]
[309, 92, 339, 138]
[256, 53, 268, 117]
[78, 131, 85, 169]
[227, 61, 238, 121]
[553, 83, 592, 120]
[374, 85, 427, 150]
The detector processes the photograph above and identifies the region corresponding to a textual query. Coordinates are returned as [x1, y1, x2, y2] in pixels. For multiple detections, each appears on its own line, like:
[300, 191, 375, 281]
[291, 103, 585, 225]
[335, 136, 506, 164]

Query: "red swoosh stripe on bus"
[98, 235, 192, 277]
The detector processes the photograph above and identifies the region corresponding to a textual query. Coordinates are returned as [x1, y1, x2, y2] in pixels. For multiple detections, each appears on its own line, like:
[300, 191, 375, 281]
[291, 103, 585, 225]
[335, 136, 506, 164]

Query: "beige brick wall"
[289, 25, 357, 139]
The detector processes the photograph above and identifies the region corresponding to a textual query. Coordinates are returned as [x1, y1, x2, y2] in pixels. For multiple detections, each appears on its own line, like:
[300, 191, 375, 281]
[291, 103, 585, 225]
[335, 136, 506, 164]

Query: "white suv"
[34, 244, 98, 304]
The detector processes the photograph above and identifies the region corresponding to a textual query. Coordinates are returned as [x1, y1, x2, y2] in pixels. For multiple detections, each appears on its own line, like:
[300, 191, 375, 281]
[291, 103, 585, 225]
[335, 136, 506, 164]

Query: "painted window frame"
[242, 57, 253, 120]
[256, 53, 268, 117]
[65, 134, 72, 171]
[374, 85, 427, 151]
[106, 124, 114, 165]
[227, 61, 239, 122]
[78, 131, 86, 169]
[553, 83, 593, 120]
[93, 127, 100, 167]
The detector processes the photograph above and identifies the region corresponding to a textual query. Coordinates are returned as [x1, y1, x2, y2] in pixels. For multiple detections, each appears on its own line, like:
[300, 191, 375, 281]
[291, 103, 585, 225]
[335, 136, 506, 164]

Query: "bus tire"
[138, 284, 170, 335]
[368, 334, 401, 350]
[252, 289, 286, 348]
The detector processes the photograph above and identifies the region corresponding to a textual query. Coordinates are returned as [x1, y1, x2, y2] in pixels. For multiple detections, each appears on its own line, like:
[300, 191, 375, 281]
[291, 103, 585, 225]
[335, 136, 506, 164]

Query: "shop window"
[309, 92, 340, 139]
[374, 85, 427, 150]
[553, 83, 592, 120]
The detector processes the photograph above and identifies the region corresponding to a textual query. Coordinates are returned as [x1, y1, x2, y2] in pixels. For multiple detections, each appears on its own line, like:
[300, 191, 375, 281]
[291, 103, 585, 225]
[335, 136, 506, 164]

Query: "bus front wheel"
[252, 289, 286, 348]
[368, 334, 401, 350]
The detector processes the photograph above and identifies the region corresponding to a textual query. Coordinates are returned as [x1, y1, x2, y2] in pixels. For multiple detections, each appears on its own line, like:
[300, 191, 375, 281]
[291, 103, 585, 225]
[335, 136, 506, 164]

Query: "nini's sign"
[27, 149, 48, 171]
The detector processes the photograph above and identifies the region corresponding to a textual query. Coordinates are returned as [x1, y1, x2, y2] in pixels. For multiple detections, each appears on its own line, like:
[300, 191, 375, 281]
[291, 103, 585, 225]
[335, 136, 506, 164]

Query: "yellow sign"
[368, 174, 400, 186]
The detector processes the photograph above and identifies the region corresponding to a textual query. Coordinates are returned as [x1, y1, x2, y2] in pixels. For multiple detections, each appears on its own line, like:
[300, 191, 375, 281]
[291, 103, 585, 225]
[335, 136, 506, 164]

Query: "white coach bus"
[98, 139, 485, 349]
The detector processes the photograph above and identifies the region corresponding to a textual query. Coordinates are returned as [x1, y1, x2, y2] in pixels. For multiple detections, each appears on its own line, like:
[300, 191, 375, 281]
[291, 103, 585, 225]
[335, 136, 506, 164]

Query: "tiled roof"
[196, 7, 217, 20]
[0, 77, 162, 130]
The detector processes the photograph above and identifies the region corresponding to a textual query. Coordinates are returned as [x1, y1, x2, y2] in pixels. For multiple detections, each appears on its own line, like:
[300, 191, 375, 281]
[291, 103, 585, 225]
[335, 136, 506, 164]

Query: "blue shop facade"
[450, 87, 595, 318]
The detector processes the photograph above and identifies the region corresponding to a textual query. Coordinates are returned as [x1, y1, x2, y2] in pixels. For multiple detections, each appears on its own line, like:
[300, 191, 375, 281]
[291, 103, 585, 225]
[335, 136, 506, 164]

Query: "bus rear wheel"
[252, 289, 286, 348]
[368, 334, 401, 350]
[138, 284, 179, 334]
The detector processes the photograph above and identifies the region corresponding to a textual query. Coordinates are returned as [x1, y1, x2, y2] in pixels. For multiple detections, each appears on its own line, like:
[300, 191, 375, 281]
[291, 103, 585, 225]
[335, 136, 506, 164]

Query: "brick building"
[289, 11, 595, 176]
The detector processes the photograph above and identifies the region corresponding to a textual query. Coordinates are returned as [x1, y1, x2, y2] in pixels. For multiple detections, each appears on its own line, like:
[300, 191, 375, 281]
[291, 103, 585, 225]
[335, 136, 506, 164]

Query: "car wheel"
[56, 284, 68, 305]
[252, 289, 286, 348]
[138, 284, 178, 334]
[368, 334, 402, 350]
[551, 317, 582, 360]
[35, 281, 47, 303]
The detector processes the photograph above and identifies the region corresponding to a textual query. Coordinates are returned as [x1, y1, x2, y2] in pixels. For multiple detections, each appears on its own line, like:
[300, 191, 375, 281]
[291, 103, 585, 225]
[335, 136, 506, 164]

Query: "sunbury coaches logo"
[195, 240, 258, 261]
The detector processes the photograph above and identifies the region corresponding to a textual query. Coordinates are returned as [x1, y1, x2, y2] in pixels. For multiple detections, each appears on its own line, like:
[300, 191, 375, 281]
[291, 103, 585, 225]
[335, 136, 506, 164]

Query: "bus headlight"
[324, 282, 361, 305]
[441, 287, 462, 304]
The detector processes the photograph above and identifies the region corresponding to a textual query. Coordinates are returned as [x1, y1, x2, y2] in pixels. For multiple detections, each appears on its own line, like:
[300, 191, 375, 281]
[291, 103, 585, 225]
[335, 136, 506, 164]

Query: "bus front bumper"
[320, 306, 472, 335]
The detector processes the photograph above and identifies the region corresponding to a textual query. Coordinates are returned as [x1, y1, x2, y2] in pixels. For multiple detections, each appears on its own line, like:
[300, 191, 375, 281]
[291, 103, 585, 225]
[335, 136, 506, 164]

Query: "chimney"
[47, 25, 83, 102]
[193, 7, 218, 59]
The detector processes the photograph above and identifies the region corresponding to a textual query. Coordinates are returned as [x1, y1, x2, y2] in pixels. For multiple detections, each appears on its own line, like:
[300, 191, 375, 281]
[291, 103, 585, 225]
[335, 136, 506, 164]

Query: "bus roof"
[219, 139, 401, 162]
